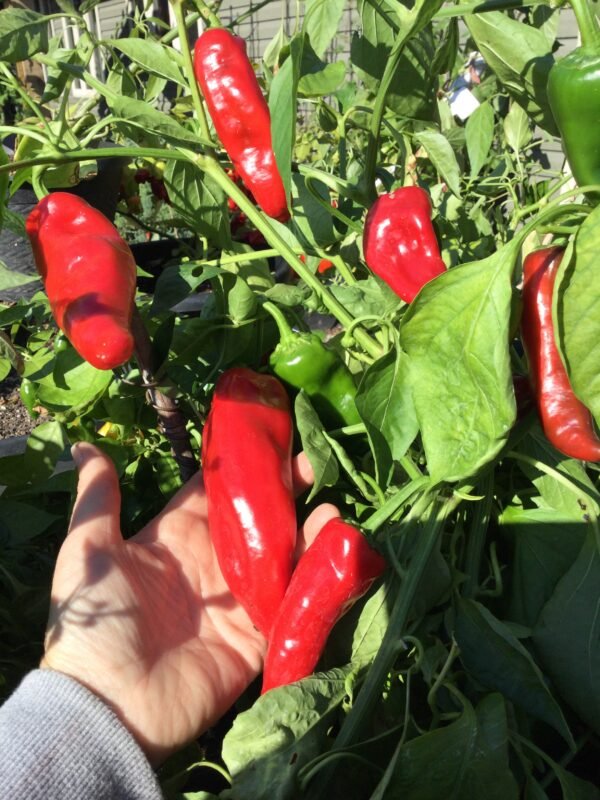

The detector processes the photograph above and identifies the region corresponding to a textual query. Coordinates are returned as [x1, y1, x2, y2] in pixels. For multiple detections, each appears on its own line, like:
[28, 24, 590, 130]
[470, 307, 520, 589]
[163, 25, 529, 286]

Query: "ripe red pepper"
[193, 28, 290, 222]
[363, 186, 446, 303]
[261, 518, 386, 693]
[521, 246, 600, 461]
[202, 367, 297, 636]
[25, 193, 136, 370]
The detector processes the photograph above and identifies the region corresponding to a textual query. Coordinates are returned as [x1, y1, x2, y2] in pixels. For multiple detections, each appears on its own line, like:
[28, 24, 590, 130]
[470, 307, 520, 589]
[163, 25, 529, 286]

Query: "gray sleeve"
[0, 669, 164, 800]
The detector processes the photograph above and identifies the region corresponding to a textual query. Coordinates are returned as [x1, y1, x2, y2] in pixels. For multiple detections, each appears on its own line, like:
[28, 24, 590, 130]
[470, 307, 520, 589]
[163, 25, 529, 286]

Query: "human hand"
[41, 442, 339, 765]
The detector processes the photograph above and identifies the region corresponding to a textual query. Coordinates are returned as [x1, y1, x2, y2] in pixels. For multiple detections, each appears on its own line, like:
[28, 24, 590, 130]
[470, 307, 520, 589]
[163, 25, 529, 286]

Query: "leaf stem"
[462, 470, 494, 598]
[567, 0, 600, 48]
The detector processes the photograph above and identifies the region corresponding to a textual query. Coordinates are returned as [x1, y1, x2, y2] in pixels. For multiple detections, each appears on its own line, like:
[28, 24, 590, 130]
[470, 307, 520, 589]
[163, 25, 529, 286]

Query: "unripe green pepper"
[264, 301, 360, 428]
[547, 0, 600, 202]
[20, 378, 39, 418]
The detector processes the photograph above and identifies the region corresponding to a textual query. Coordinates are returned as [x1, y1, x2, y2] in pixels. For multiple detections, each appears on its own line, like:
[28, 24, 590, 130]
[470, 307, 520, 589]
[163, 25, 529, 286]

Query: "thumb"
[69, 442, 122, 545]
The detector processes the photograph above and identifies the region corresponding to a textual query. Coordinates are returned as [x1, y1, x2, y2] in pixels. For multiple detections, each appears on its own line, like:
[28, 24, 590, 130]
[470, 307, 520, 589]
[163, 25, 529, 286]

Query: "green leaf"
[164, 160, 230, 247]
[23, 421, 69, 483]
[351, 580, 392, 667]
[455, 598, 574, 746]
[0, 329, 23, 372]
[465, 101, 494, 178]
[417, 129, 461, 197]
[400, 243, 518, 483]
[0, 499, 60, 542]
[28, 349, 112, 415]
[295, 391, 339, 501]
[503, 102, 532, 154]
[355, 348, 418, 487]
[0, 143, 8, 230]
[269, 34, 303, 204]
[106, 38, 186, 86]
[105, 94, 204, 147]
[373, 694, 518, 800]
[559, 203, 600, 426]
[298, 58, 345, 98]
[291, 174, 337, 249]
[303, 0, 345, 57]
[0, 260, 39, 292]
[0, 8, 49, 62]
[533, 531, 600, 735]
[222, 666, 351, 800]
[151, 265, 220, 314]
[499, 506, 587, 628]
[465, 12, 557, 135]
[0, 358, 10, 381]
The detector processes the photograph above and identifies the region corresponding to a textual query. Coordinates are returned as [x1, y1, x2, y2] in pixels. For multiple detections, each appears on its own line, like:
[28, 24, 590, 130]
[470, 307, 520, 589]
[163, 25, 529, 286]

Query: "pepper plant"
[1, 0, 600, 798]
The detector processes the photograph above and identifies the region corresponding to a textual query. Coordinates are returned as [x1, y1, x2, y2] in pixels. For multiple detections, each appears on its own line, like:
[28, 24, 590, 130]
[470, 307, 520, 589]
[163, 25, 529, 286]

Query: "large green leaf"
[465, 101, 494, 178]
[164, 160, 230, 247]
[26, 349, 112, 415]
[24, 421, 69, 482]
[558, 204, 600, 427]
[417, 129, 461, 197]
[0, 7, 49, 62]
[400, 243, 518, 483]
[455, 598, 574, 745]
[106, 38, 185, 86]
[465, 12, 557, 135]
[372, 694, 519, 799]
[294, 391, 339, 502]
[533, 531, 600, 735]
[222, 666, 351, 800]
[303, 0, 345, 57]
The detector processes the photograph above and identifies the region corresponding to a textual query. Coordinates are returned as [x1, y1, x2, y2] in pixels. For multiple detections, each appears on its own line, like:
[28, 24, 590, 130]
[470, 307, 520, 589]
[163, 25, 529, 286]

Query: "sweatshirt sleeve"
[0, 669, 164, 800]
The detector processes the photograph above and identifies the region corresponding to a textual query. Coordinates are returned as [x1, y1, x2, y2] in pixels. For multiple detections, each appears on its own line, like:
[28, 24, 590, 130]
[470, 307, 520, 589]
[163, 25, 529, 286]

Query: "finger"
[292, 452, 315, 496]
[69, 442, 122, 545]
[134, 471, 207, 545]
[295, 503, 341, 562]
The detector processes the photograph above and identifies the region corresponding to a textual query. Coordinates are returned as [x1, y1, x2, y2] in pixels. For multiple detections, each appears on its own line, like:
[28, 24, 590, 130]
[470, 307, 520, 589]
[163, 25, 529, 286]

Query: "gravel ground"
[0, 373, 45, 439]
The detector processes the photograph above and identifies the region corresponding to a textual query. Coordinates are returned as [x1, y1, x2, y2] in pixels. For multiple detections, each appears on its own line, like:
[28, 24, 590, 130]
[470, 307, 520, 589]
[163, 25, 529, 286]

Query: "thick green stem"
[0, 146, 192, 176]
[568, 0, 600, 48]
[170, 0, 213, 145]
[308, 492, 461, 798]
[262, 301, 295, 343]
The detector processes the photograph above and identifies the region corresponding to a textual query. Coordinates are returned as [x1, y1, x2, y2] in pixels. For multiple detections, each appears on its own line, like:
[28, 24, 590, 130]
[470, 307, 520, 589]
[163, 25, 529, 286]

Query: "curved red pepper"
[25, 193, 136, 370]
[521, 247, 600, 461]
[202, 367, 296, 636]
[193, 28, 290, 222]
[261, 518, 386, 693]
[363, 186, 446, 303]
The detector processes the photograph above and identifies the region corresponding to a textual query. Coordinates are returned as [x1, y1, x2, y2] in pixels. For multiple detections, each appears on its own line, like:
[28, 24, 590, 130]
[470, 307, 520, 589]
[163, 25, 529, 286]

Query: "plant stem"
[202, 158, 383, 360]
[191, 0, 222, 27]
[0, 146, 193, 176]
[171, 0, 213, 145]
[362, 476, 430, 533]
[567, 0, 600, 48]
[462, 470, 494, 598]
[131, 309, 197, 482]
[262, 300, 294, 342]
[363, 35, 409, 202]
[308, 492, 461, 799]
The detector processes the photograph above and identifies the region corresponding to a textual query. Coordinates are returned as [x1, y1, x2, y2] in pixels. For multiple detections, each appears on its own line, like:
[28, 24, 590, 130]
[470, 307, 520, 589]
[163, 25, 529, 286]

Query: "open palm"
[41, 442, 338, 765]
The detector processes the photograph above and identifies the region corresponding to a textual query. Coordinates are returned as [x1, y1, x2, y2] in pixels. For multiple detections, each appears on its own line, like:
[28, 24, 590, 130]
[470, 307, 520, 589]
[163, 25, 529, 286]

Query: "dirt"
[0, 372, 46, 439]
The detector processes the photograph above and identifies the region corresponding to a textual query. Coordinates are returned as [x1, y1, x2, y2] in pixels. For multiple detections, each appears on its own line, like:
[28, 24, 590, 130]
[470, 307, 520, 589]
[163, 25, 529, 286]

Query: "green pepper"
[264, 301, 360, 428]
[547, 0, 600, 201]
[20, 378, 39, 418]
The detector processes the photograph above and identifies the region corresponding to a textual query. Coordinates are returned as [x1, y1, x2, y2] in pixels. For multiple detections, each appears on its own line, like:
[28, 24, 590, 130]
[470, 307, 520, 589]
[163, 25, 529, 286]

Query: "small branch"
[131, 309, 198, 483]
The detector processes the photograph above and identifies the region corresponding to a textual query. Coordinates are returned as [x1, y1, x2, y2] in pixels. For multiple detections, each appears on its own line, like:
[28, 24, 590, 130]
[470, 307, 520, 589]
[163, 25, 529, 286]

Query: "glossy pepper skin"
[26, 193, 136, 370]
[363, 186, 446, 303]
[261, 518, 386, 693]
[201, 367, 296, 636]
[548, 49, 600, 202]
[265, 302, 360, 428]
[521, 247, 600, 461]
[193, 28, 290, 222]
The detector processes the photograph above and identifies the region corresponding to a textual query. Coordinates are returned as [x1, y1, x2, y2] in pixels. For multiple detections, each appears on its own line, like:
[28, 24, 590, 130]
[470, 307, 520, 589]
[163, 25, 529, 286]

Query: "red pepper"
[25, 193, 136, 370]
[363, 186, 446, 303]
[202, 367, 296, 636]
[193, 28, 290, 222]
[521, 246, 600, 461]
[317, 258, 334, 274]
[261, 518, 386, 693]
